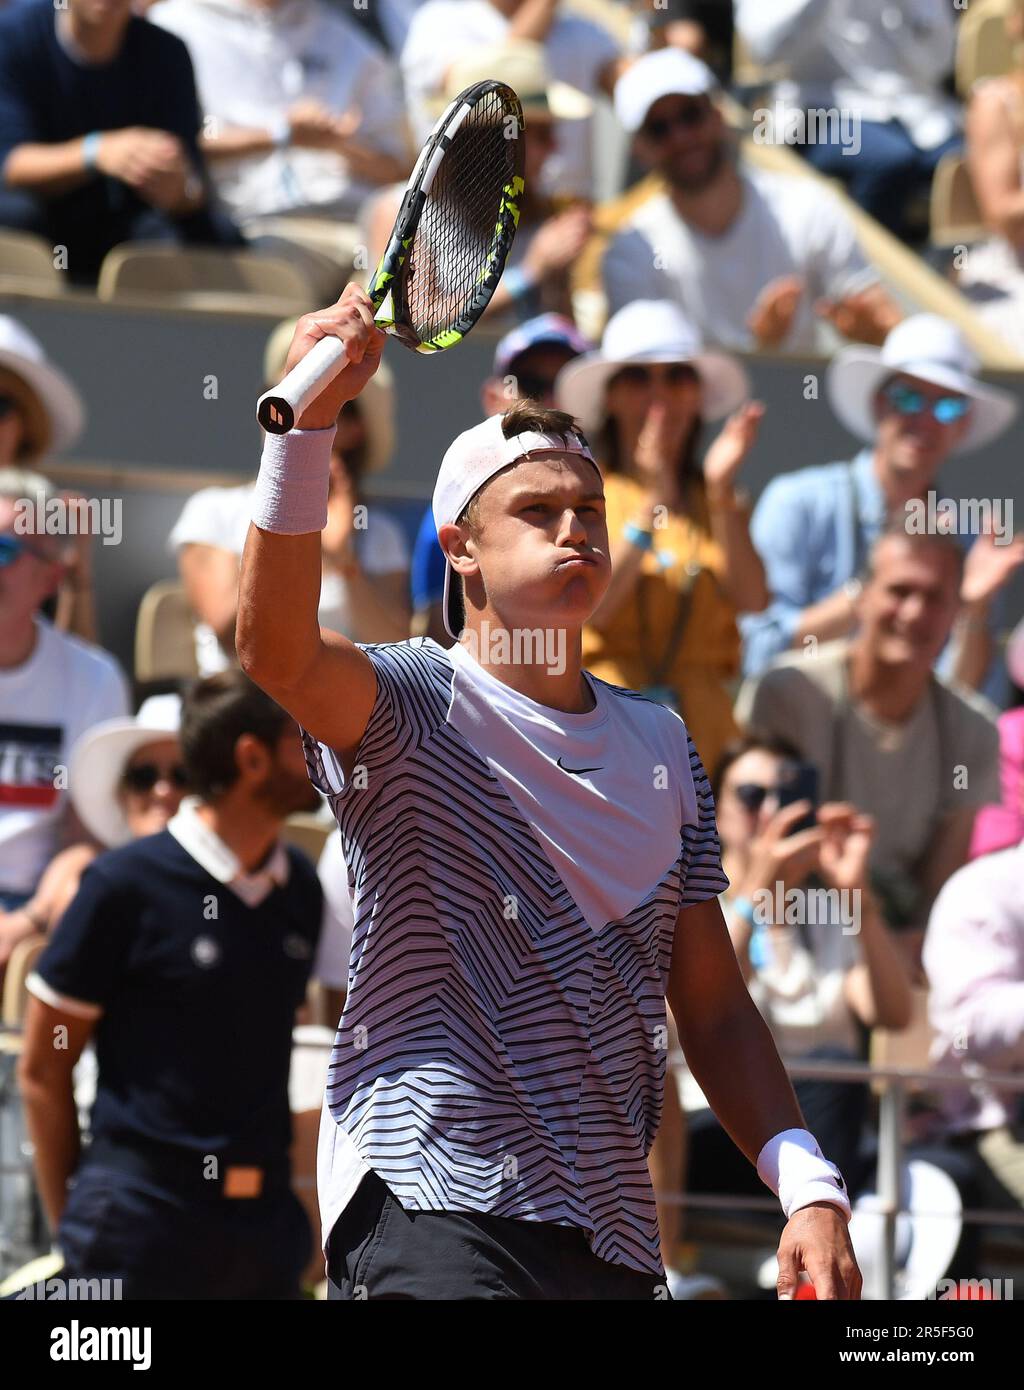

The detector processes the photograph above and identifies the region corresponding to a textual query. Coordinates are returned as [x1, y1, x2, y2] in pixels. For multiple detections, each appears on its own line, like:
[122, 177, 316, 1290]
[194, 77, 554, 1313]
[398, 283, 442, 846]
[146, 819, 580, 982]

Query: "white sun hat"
[0, 316, 85, 458]
[555, 299, 750, 436]
[614, 47, 717, 134]
[826, 314, 1018, 454]
[69, 694, 182, 849]
[432, 412, 600, 639]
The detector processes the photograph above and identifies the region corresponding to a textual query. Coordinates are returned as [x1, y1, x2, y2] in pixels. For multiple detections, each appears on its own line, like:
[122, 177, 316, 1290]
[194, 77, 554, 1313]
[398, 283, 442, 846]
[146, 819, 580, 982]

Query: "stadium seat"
[930, 153, 987, 247]
[96, 244, 316, 316]
[0, 229, 64, 294]
[133, 578, 200, 683]
[956, 0, 1014, 96]
[1, 933, 46, 1031]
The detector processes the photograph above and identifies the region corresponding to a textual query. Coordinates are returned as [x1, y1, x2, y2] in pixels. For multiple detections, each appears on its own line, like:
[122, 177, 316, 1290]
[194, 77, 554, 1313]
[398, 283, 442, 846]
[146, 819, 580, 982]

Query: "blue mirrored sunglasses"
[883, 383, 970, 424]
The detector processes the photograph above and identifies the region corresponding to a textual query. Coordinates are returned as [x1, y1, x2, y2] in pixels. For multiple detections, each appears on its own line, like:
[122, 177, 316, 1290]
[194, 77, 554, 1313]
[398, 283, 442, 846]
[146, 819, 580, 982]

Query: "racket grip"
[255, 335, 351, 435]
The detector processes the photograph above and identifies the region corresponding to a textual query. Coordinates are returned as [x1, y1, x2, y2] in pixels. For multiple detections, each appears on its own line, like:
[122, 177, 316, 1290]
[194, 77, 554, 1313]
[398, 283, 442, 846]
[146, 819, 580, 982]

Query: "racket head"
[369, 80, 525, 354]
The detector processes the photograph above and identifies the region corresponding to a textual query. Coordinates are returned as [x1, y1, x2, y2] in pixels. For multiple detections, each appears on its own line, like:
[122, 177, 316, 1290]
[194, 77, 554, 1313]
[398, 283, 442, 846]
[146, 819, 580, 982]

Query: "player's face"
[859, 538, 961, 668]
[635, 94, 726, 193]
[117, 738, 186, 838]
[716, 749, 786, 850]
[873, 373, 972, 490]
[0, 498, 61, 628]
[468, 453, 610, 636]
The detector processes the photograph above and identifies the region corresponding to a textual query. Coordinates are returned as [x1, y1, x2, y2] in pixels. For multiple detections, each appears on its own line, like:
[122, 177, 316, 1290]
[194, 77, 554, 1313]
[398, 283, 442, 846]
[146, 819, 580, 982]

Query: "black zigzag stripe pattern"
[301, 639, 728, 1276]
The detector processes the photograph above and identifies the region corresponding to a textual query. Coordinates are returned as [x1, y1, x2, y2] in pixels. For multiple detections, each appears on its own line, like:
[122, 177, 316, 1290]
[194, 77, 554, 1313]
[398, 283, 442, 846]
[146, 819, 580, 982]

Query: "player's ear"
[438, 521, 479, 576]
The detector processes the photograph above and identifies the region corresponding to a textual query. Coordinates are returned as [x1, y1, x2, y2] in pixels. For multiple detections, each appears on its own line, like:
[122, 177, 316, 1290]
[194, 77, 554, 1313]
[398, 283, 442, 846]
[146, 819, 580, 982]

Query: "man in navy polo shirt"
[18, 670, 324, 1300]
[0, 0, 243, 282]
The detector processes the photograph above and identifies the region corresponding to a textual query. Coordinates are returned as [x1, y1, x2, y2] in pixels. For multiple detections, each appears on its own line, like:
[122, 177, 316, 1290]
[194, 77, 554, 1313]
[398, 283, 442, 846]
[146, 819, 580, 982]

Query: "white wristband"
[251, 428, 333, 535]
[756, 1127, 852, 1222]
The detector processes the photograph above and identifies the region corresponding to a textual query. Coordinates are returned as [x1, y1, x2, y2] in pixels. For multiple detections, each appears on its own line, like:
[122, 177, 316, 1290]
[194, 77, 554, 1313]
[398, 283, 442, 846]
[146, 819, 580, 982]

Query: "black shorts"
[326, 1170, 669, 1301]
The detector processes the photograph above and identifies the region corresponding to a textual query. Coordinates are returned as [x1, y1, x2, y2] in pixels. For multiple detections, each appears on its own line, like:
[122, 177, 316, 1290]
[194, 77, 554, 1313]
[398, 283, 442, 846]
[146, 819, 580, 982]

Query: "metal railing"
[665, 1051, 1024, 1300]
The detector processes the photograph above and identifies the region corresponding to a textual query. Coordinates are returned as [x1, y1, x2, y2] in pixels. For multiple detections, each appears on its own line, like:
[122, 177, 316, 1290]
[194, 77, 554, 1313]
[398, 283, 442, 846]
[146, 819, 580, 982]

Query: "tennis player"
[237, 285, 862, 1301]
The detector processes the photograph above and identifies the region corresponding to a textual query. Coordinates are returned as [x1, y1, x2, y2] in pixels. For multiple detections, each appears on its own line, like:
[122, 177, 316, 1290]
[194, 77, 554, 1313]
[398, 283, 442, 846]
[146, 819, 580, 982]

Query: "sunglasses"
[611, 363, 699, 389]
[883, 383, 970, 424]
[121, 762, 189, 794]
[732, 782, 785, 815]
[0, 395, 18, 420]
[0, 533, 53, 567]
[641, 101, 713, 142]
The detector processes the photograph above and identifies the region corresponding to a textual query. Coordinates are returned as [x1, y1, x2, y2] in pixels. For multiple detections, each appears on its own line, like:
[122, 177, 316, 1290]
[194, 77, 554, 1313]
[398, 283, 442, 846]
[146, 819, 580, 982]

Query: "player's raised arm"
[236, 287, 385, 756]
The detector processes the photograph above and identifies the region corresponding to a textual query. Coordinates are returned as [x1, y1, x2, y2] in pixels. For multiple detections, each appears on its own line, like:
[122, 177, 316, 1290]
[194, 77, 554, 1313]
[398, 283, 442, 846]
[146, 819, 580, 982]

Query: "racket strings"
[405, 90, 519, 340]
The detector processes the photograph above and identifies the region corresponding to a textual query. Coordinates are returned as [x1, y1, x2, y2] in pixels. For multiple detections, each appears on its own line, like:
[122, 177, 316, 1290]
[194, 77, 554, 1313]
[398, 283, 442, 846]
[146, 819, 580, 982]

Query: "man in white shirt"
[603, 47, 902, 354]
[400, 0, 622, 200]
[235, 283, 861, 1300]
[0, 469, 128, 958]
[150, 0, 410, 228]
[736, 0, 962, 239]
[924, 840, 1024, 1213]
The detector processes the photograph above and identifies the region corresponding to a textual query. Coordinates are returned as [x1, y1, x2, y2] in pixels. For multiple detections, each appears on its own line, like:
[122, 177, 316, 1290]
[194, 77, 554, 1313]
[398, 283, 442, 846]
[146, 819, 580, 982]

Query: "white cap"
[431, 413, 598, 639]
[614, 48, 717, 134]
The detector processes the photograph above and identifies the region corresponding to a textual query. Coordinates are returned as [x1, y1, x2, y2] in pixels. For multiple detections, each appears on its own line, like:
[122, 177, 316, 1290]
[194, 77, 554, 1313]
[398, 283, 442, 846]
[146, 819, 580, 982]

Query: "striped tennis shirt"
[303, 637, 729, 1276]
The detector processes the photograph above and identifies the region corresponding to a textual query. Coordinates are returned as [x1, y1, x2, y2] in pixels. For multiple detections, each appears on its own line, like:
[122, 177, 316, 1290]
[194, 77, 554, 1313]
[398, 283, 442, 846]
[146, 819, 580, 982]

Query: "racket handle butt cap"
[256, 394, 295, 435]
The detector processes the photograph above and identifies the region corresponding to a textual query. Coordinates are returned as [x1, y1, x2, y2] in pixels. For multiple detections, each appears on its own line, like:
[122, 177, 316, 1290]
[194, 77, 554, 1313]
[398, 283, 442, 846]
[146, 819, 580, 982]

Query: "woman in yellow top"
[557, 300, 769, 776]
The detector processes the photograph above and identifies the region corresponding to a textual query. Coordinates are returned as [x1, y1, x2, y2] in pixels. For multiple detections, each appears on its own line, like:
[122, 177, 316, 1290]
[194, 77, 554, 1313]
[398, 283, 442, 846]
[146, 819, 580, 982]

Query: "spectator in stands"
[150, 0, 410, 273]
[970, 618, 1024, 859]
[411, 312, 592, 643]
[18, 671, 323, 1299]
[924, 834, 1024, 1214]
[735, 0, 962, 240]
[602, 48, 903, 353]
[367, 42, 592, 330]
[631, 0, 734, 87]
[0, 0, 243, 283]
[736, 526, 1001, 972]
[556, 299, 766, 774]
[740, 315, 1023, 696]
[671, 733, 912, 1230]
[958, 1, 1024, 357]
[10, 696, 184, 946]
[400, 0, 623, 202]
[0, 317, 83, 469]
[0, 320, 103, 643]
[0, 469, 128, 963]
[173, 318, 408, 674]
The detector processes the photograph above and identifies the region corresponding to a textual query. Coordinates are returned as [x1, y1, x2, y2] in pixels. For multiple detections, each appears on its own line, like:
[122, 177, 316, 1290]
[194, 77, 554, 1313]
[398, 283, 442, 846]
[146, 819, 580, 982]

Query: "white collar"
[168, 796, 290, 908]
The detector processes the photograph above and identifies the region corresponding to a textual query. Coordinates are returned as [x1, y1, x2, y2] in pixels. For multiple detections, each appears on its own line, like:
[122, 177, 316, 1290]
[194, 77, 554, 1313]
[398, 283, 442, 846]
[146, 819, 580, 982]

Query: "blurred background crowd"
[1, 0, 1024, 1301]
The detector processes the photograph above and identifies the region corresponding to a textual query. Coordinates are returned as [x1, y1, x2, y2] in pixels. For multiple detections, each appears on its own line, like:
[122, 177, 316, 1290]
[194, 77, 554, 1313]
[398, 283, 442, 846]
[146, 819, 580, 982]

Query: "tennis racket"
[256, 80, 526, 433]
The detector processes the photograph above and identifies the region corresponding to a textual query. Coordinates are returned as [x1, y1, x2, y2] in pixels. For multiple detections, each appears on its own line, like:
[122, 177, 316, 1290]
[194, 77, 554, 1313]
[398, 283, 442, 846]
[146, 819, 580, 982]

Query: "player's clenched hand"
[776, 1202, 862, 1300]
[288, 285, 388, 430]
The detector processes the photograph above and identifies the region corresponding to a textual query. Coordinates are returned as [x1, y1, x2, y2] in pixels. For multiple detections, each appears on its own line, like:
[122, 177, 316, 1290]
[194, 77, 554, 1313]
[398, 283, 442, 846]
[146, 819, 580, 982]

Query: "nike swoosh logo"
[557, 756, 603, 776]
